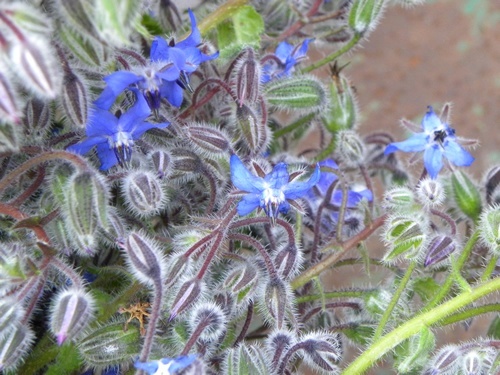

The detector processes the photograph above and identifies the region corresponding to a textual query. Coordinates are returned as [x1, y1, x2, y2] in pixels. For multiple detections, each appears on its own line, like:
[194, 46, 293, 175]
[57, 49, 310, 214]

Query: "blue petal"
[278, 200, 290, 214]
[230, 155, 265, 193]
[384, 133, 428, 154]
[275, 41, 294, 63]
[119, 94, 152, 132]
[424, 144, 443, 179]
[94, 71, 142, 110]
[134, 360, 159, 374]
[284, 164, 320, 200]
[265, 163, 290, 189]
[96, 142, 119, 171]
[331, 189, 373, 208]
[237, 193, 261, 216]
[131, 121, 170, 140]
[87, 108, 119, 137]
[422, 106, 442, 133]
[316, 159, 339, 194]
[157, 65, 180, 82]
[67, 136, 106, 156]
[175, 9, 201, 50]
[443, 140, 474, 167]
[167, 47, 187, 71]
[161, 81, 184, 107]
[295, 38, 313, 59]
[150, 37, 170, 62]
[167, 354, 197, 373]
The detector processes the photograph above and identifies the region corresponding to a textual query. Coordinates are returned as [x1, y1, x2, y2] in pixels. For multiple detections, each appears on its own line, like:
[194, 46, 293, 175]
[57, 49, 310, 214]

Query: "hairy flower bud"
[225, 344, 268, 375]
[336, 130, 366, 167]
[274, 244, 301, 279]
[189, 301, 226, 342]
[78, 319, 141, 369]
[61, 69, 89, 128]
[150, 149, 172, 179]
[0, 122, 19, 152]
[451, 171, 482, 221]
[322, 72, 358, 133]
[223, 261, 258, 303]
[56, 0, 98, 39]
[235, 104, 267, 153]
[23, 97, 51, 141]
[0, 68, 21, 124]
[300, 332, 342, 372]
[425, 345, 461, 375]
[122, 231, 165, 286]
[0, 325, 34, 371]
[234, 48, 261, 107]
[92, 0, 141, 46]
[348, 0, 385, 36]
[169, 278, 203, 321]
[417, 178, 445, 207]
[122, 170, 166, 217]
[384, 187, 415, 211]
[59, 24, 104, 67]
[383, 215, 427, 261]
[50, 287, 95, 345]
[267, 330, 296, 372]
[424, 235, 457, 267]
[187, 124, 231, 154]
[264, 277, 288, 329]
[172, 148, 203, 173]
[0, 297, 23, 337]
[265, 75, 328, 113]
[484, 165, 500, 205]
[479, 205, 500, 255]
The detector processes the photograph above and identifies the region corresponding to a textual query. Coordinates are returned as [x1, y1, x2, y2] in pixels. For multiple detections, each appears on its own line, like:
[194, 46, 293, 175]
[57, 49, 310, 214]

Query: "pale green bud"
[450, 171, 482, 221]
[479, 205, 500, 255]
[322, 74, 358, 133]
[225, 344, 269, 375]
[122, 170, 166, 217]
[348, 0, 386, 36]
[384, 187, 415, 211]
[383, 215, 427, 261]
[336, 130, 366, 167]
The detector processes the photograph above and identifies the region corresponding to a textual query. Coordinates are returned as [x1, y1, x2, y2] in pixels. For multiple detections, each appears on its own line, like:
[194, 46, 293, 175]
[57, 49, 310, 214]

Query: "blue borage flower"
[134, 354, 197, 375]
[230, 154, 320, 218]
[95, 9, 218, 110]
[384, 105, 474, 179]
[261, 39, 313, 83]
[68, 93, 169, 170]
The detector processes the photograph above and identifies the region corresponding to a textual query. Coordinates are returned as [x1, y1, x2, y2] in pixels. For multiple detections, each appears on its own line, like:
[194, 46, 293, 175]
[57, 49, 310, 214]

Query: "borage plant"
[0, 0, 498, 374]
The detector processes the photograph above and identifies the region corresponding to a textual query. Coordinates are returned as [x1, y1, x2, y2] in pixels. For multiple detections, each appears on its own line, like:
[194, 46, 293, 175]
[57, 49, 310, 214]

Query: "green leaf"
[412, 277, 440, 303]
[487, 315, 500, 339]
[45, 343, 82, 375]
[141, 13, 164, 36]
[216, 5, 264, 59]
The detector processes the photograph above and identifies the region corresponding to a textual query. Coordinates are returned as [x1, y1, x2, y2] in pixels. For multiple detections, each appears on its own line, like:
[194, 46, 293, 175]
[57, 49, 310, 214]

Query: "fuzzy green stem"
[302, 33, 362, 73]
[424, 230, 480, 310]
[314, 137, 336, 162]
[481, 254, 499, 282]
[342, 277, 500, 375]
[197, 0, 249, 35]
[372, 261, 416, 342]
[437, 303, 500, 327]
[274, 113, 316, 138]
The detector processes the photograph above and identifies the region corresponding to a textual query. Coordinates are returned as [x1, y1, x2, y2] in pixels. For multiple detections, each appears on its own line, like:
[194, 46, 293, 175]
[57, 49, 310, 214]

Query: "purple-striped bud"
[23, 97, 51, 141]
[424, 235, 457, 267]
[234, 48, 261, 107]
[187, 124, 231, 154]
[61, 69, 89, 128]
[300, 332, 342, 372]
[189, 301, 226, 342]
[485, 165, 500, 205]
[50, 287, 95, 345]
[223, 262, 258, 302]
[169, 278, 202, 321]
[122, 171, 166, 217]
[122, 231, 165, 286]
[0, 297, 23, 337]
[266, 330, 296, 372]
[236, 104, 267, 153]
[150, 149, 172, 179]
[425, 345, 461, 375]
[274, 244, 301, 280]
[264, 277, 288, 329]
[0, 325, 34, 371]
[0, 69, 21, 124]
[172, 148, 203, 173]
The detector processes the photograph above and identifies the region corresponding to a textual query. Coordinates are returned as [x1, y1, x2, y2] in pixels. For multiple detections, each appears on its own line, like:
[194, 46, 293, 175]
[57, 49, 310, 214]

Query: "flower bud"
[223, 262, 258, 302]
[417, 178, 445, 207]
[56, 0, 98, 40]
[122, 231, 164, 286]
[4, 2, 52, 36]
[336, 130, 366, 167]
[50, 287, 95, 345]
[61, 69, 89, 128]
[383, 215, 427, 261]
[484, 165, 500, 205]
[59, 24, 104, 67]
[384, 187, 415, 211]
[322, 73, 358, 133]
[266, 330, 296, 372]
[50, 163, 75, 206]
[78, 319, 141, 369]
[169, 278, 203, 321]
[0, 297, 23, 337]
[450, 171, 482, 221]
[425, 345, 461, 375]
[348, 0, 386, 36]
[92, 0, 141, 46]
[424, 234, 457, 267]
[172, 148, 203, 173]
[264, 277, 288, 329]
[274, 244, 302, 279]
[187, 124, 231, 155]
[234, 48, 261, 107]
[225, 344, 268, 375]
[189, 301, 226, 342]
[235, 104, 267, 153]
[122, 170, 166, 217]
[150, 149, 172, 179]
[479, 205, 500, 255]
[165, 253, 192, 287]
[10, 37, 61, 98]
[23, 97, 51, 141]
[63, 172, 108, 255]
[300, 332, 342, 372]
[265, 75, 328, 113]
[0, 69, 21, 125]
[0, 325, 34, 372]
[100, 207, 126, 249]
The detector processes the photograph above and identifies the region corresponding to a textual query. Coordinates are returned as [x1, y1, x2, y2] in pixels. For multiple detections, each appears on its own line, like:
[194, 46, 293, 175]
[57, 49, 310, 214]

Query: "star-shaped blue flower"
[230, 155, 320, 218]
[134, 354, 197, 375]
[94, 10, 218, 110]
[261, 39, 313, 83]
[68, 93, 169, 170]
[384, 106, 474, 179]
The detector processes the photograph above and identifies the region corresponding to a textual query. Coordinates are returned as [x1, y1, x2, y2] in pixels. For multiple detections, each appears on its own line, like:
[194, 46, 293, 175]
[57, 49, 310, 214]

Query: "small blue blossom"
[230, 154, 320, 218]
[384, 106, 474, 179]
[261, 39, 313, 83]
[94, 9, 218, 110]
[68, 93, 169, 170]
[134, 354, 197, 375]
